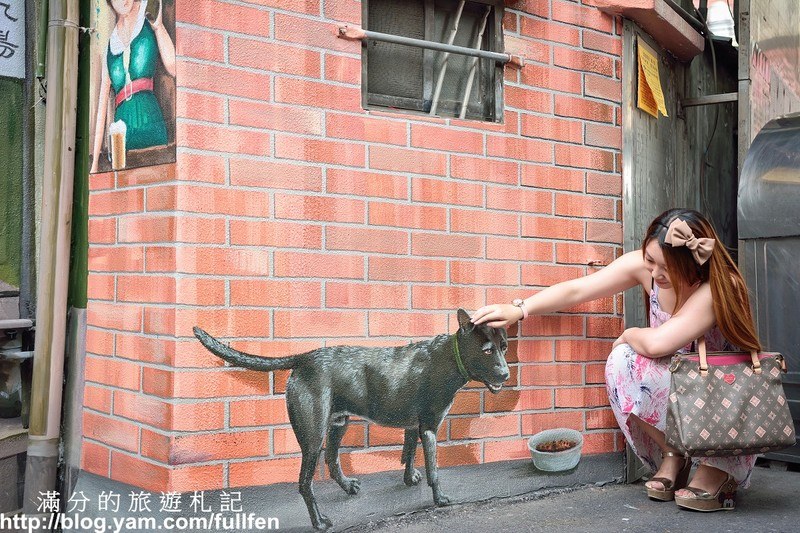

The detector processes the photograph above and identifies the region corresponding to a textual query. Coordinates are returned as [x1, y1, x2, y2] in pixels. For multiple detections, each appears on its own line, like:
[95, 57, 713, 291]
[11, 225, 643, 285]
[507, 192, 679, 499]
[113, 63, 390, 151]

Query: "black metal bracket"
[677, 91, 738, 118]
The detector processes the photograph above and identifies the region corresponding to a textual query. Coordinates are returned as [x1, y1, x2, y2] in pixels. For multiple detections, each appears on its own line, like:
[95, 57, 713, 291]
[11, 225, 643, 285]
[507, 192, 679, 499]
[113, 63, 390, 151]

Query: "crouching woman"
[471, 208, 760, 511]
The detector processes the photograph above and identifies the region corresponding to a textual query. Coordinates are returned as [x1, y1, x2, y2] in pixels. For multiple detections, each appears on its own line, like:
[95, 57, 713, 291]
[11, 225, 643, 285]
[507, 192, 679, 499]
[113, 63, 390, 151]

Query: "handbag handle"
[696, 336, 761, 376]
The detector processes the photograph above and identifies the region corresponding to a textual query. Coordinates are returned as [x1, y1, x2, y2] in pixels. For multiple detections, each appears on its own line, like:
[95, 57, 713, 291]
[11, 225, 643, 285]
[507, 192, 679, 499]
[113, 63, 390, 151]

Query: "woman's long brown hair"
[642, 208, 761, 352]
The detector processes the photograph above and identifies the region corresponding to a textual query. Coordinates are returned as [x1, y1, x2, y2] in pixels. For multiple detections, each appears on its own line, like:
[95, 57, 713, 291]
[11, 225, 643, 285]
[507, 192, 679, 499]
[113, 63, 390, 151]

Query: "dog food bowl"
[527, 428, 584, 472]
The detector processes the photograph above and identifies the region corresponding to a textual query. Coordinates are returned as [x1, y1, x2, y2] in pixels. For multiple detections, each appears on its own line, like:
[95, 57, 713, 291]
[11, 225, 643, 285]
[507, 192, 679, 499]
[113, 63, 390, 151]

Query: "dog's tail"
[193, 326, 300, 371]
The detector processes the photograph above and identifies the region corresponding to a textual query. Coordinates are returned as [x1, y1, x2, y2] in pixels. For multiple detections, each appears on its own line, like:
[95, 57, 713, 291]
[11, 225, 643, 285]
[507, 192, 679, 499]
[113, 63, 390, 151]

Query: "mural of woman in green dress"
[90, 0, 175, 173]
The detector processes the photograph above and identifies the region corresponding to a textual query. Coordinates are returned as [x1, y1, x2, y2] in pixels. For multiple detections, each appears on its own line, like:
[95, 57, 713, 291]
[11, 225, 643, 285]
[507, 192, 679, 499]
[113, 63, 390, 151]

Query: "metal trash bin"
[738, 112, 800, 464]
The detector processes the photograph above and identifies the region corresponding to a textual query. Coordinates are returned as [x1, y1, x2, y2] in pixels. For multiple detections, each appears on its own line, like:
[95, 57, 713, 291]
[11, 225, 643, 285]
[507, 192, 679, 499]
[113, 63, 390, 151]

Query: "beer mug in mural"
[108, 120, 127, 170]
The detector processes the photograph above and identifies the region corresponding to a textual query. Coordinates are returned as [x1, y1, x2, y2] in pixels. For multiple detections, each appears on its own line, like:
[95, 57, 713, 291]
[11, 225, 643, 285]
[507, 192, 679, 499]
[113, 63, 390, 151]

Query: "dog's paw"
[313, 514, 333, 530]
[404, 468, 422, 486]
[434, 493, 452, 506]
[342, 477, 360, 495]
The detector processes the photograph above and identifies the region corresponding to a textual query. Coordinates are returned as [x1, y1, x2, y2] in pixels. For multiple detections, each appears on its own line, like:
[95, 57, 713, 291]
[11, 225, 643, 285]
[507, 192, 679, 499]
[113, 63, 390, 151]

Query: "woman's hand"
[612, 330, 629, 350]
[150, 0, 163, 29]
[470, 304, 524, 328]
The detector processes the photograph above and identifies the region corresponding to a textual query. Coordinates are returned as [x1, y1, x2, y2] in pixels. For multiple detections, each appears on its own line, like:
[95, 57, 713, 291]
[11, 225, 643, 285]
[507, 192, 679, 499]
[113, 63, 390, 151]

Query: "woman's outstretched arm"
[472, 250, 649, 328]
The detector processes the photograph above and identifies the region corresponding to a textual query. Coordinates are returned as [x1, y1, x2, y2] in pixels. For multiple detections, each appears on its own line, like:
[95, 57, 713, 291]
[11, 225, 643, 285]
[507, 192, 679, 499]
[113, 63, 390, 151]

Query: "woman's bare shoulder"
[612, 250, 651, 288]
[687, 281, 713, 301]
[575, 249, 651, 300]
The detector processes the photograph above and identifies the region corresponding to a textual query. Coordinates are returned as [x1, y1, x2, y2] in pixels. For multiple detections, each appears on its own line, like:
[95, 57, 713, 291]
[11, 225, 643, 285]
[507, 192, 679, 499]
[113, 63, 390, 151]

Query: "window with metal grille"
[362, 0, 505, 122]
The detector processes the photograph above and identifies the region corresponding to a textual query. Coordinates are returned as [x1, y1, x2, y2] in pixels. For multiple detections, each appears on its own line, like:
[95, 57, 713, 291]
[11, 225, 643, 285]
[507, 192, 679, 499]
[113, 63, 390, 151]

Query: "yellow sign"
[637, 37, 668, 118]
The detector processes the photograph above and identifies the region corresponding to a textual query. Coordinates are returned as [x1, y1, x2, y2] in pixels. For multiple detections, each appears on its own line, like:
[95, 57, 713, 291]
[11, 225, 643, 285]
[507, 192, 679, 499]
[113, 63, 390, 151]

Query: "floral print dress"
[605, 285, 757, 488]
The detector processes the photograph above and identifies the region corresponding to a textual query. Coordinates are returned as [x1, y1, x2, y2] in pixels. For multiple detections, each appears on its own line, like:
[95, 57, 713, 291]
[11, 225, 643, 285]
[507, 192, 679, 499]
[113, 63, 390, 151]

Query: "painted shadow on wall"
[90, 0, 175, 173]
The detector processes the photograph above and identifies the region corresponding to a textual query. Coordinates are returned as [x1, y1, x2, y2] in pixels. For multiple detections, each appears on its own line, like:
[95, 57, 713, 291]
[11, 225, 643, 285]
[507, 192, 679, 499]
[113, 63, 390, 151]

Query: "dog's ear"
[457, 308, 473, 331]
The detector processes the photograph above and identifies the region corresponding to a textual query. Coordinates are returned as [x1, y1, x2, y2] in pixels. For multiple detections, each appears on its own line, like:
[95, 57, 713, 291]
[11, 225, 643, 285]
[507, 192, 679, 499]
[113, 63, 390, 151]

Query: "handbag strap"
[696, 336, 761, 376]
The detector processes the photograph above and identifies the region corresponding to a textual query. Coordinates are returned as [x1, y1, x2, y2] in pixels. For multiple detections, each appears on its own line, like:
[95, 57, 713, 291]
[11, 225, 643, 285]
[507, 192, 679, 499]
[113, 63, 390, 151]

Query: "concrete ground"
[51, 453, 800, 533]
[59, 453, 620, 533]
[348, 461, 798, 533]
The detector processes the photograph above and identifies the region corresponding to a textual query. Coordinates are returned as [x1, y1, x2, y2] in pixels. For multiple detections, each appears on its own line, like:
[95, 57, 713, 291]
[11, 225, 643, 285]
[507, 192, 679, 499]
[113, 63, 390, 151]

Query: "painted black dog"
[193, 308, 509, 530]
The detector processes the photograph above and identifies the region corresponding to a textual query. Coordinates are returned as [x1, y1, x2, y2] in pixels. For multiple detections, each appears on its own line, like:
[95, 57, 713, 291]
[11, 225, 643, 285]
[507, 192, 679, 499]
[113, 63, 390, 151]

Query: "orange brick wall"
[83, 0, 625, 492]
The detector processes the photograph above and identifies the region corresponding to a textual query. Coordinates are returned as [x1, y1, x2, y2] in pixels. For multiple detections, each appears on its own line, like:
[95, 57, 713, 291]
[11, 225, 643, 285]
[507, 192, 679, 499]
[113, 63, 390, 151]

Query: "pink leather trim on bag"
[681, 352, 781, 366]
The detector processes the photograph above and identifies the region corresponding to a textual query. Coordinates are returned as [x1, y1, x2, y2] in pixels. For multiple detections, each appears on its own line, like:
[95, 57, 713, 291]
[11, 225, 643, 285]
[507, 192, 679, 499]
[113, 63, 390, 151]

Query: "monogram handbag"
[665, 337, 796, 457]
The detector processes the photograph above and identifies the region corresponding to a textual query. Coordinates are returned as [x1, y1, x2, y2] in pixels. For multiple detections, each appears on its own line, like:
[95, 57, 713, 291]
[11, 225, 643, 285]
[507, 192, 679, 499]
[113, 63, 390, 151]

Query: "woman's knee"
[606, 343, 635, 369]
[605, 344, 631, 385]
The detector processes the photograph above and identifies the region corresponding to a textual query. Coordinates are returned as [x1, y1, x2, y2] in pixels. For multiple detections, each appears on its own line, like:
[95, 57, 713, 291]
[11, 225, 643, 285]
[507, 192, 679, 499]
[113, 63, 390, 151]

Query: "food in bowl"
[535, 439, 577, 453]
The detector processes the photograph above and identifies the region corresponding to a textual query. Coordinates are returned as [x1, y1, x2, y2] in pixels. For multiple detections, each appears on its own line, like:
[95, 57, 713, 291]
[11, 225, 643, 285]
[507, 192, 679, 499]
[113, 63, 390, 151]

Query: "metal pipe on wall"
[22, 0, 80, 513]
[338, 26, 521, 66]
[61, 0, 92, 501]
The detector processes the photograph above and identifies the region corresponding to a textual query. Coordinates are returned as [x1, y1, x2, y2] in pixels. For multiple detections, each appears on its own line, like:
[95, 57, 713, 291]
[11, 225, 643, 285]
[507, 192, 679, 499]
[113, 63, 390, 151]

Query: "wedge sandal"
[645, 451, 692, 502]
[675, 473, 738, 512]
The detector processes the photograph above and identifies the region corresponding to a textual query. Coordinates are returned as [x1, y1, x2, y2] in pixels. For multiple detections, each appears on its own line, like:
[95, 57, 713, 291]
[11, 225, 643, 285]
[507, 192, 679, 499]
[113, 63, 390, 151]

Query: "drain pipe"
[61, 0, 91, 502]
[22, 0, 80, 514]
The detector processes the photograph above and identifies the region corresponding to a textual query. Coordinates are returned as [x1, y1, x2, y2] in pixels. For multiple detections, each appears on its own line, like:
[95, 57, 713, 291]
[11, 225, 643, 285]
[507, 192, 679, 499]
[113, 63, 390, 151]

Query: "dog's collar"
[451, 334, 469, 380]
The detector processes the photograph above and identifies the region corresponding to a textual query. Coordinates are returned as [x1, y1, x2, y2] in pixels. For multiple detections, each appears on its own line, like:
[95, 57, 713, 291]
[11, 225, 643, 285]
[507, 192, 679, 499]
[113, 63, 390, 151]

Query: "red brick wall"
[83, 0, 624, 492]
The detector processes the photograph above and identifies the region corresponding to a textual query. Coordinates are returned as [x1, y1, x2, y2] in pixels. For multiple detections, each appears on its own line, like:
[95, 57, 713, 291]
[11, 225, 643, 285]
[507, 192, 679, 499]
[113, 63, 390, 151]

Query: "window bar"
[338, 26, 523, 68]
[459, 5, 491, 119]
[429, 1, 466, 116]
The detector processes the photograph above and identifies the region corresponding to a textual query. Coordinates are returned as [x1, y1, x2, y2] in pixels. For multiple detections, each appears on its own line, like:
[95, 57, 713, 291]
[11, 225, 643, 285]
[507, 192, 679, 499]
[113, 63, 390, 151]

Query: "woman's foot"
[675, 465, 737, 512]
[645, 451, 691, 501]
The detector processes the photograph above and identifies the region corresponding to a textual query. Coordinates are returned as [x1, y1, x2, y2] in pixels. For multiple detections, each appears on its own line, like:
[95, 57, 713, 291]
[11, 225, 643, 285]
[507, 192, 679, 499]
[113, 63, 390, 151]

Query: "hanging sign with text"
[637, 37, 668, 118]
[0, 1, 25, 79]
